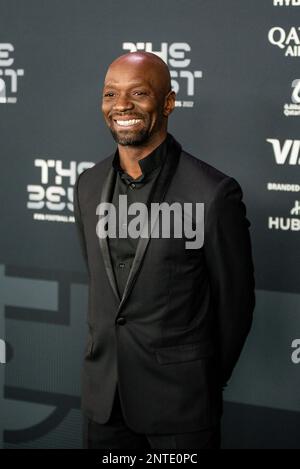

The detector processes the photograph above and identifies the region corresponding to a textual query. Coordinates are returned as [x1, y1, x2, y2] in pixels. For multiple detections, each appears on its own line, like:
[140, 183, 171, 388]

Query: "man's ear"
[163, 90, 176, 117]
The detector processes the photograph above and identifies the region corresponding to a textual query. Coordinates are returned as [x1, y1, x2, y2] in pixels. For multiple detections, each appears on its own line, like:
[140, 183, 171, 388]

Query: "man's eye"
[133, 91, 146, 96]
[104, 92, 115, 97]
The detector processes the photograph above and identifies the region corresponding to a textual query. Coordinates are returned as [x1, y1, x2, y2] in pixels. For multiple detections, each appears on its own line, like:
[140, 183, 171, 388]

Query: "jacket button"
[116, 316, 126, 325]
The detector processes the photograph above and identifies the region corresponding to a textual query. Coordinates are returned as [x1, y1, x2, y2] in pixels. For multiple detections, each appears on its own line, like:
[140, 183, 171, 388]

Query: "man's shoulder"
[178, 146, 233, 194]
[86, 152, 114, 177]
[169, 133, 230, 183]
[76, 152, 114, 188]
[181, 149, 229, 178]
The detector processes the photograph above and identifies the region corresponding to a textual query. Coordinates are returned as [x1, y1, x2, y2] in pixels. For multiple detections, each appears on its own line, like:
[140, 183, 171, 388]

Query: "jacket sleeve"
[204, 176, 255, 386]
[73, 170, 89, 275]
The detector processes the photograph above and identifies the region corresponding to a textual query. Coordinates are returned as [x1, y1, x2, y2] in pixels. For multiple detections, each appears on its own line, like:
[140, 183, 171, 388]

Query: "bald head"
[105, 51, 172, 97]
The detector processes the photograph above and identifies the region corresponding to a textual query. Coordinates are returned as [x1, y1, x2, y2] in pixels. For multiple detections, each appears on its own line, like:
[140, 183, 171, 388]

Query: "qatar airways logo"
[273, 0, 300, 5]
[96, 196, 204, 249]
[122, 42, 203, 108]
[0, 43, 24, 103]
[291, 79, 300, 103]
[268, 27, 300, 57]
[266, 138, 300, 164]
[284, 79, 300, 116]
[27, 159, 94, 223]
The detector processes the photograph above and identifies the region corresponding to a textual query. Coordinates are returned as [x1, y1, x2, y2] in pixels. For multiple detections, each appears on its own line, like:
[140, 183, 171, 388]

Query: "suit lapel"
[98, 164, 121, 303]
[98, 134, 182, 315]
[117, 134, 182, 316]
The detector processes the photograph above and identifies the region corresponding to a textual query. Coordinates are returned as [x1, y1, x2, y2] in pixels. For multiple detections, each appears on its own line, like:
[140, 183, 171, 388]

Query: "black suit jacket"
[73, 133, 255, 434]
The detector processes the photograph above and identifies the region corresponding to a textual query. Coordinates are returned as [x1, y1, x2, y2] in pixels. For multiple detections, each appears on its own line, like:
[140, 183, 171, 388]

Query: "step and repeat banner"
[0, 0, 299, 448]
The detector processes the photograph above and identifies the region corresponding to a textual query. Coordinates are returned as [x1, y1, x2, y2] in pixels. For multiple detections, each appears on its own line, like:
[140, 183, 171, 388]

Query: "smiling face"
[102, 53, 175, 147]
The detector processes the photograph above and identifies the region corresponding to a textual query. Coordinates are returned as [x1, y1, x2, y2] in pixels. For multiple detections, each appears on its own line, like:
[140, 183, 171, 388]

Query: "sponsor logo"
[0, 43, 24, 103]
[268, 201, 300, 231]
[266, 138, 300, 165]
[122, 42, 203, 108]
[283, 78, 300, 117]
[268, 27, 300, 57]
[284, 79, 300, 116]
[26, 159, 94, 223]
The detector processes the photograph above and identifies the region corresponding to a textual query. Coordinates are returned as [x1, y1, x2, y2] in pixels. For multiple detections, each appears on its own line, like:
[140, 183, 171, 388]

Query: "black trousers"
[82, 387, 221, 449]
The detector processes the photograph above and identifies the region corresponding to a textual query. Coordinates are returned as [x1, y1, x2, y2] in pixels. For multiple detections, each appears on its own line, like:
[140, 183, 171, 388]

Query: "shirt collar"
[112, 134, 169, 183]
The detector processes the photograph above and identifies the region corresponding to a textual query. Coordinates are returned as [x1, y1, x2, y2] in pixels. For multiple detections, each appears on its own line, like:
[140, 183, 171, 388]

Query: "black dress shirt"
[108, 135, 169, 299]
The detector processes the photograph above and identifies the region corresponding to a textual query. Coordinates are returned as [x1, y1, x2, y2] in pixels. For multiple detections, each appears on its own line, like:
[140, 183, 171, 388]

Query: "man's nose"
[112, 93, 134, 111]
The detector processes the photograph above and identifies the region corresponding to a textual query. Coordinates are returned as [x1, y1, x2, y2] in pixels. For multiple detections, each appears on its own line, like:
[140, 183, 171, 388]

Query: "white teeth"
[116, 119, 141, 126]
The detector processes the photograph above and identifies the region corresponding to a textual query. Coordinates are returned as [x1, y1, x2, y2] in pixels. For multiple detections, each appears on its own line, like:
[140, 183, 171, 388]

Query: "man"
[73, 51, 255, 449]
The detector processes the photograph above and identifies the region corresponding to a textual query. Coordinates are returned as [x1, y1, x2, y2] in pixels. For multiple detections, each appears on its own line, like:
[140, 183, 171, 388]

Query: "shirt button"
[118, 262, 125, 269]
[116, 317, 126, 325]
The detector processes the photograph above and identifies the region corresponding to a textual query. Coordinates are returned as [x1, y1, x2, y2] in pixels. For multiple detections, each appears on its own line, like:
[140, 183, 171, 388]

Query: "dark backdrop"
[0, 0, 299, 448]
